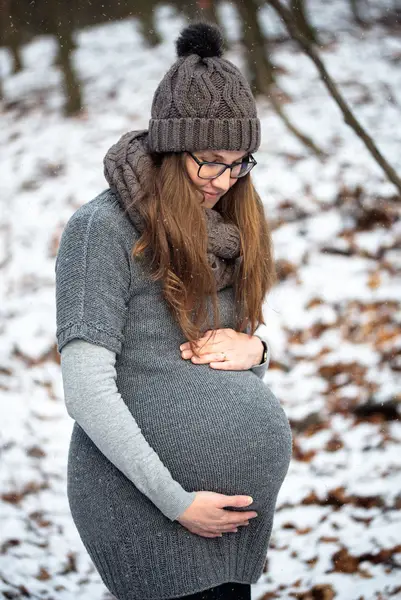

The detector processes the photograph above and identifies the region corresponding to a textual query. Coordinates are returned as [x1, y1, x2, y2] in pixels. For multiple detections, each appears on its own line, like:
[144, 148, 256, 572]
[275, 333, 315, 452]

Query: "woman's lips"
[204, 191, 220, 197]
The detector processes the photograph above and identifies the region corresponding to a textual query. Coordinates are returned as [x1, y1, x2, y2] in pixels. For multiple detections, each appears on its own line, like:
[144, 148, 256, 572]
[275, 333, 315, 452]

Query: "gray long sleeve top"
[60, 330, 270, 522]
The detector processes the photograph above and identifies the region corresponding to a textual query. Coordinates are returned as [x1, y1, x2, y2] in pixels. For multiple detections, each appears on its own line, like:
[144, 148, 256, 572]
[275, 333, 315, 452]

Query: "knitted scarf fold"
[103, 130, 242, 291]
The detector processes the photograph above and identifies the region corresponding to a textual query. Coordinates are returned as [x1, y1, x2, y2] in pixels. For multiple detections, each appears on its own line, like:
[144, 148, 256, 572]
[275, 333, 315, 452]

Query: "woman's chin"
[202, 196, 219, 208]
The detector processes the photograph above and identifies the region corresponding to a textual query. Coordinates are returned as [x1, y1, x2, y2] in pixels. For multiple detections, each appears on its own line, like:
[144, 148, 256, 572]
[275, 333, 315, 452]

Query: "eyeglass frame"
[186, 151, 257, 180]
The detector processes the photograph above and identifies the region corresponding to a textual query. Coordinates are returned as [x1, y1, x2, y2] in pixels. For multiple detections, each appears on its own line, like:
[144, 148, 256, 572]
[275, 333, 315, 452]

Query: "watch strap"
[259, 340, 268, 365]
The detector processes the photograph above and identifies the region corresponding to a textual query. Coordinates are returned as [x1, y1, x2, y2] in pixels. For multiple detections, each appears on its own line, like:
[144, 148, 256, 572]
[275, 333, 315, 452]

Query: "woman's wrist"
[250, 335, 265, 367]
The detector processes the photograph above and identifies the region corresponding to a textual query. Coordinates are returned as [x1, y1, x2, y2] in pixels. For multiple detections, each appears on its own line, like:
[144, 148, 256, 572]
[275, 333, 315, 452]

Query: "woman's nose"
[211, 168, 232, 191]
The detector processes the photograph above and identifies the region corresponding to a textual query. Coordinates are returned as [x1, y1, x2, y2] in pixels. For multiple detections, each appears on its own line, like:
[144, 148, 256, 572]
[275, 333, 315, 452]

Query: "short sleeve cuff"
[57, 321, 123, 355]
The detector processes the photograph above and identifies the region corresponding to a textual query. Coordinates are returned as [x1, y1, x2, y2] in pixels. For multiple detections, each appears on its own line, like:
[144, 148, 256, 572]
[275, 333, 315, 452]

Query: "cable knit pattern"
[148, 48, 260, 152]
[104, 129, 241, 292]
[55, 189, 292, 600]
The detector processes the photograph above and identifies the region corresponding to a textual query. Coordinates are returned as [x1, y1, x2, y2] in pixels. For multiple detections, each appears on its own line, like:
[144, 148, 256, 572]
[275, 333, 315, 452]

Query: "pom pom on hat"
[176, 22, 224, 59]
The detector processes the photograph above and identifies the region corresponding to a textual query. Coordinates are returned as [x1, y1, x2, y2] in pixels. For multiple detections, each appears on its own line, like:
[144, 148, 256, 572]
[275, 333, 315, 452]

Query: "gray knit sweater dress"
[55, 189, 292, 600]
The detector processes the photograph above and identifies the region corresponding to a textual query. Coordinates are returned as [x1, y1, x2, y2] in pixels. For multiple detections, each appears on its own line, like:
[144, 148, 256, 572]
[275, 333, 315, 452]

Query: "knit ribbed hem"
[148, 117, 261, 154]
[83, 513, 271, 600]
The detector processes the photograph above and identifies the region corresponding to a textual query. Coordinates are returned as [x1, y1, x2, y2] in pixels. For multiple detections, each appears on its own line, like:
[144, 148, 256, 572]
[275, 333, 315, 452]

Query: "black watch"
[259, 340, 268, 365]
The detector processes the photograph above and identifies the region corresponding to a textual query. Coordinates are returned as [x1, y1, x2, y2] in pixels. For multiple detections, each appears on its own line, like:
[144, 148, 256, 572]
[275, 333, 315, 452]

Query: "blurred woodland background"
[0, 1, 400, 599]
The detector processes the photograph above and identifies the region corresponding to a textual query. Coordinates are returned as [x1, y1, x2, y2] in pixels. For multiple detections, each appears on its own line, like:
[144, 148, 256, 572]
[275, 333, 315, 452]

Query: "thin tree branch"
[269, 89, 325, 156]
[268, 0, 401, 195]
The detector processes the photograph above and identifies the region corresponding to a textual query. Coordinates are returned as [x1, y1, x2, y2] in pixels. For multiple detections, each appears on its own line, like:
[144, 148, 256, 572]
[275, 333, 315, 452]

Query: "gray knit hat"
[148, 23, 260, 154]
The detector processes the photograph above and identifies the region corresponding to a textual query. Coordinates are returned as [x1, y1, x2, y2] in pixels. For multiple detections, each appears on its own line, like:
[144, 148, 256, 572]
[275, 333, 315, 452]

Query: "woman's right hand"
[176, 491, 258, 538]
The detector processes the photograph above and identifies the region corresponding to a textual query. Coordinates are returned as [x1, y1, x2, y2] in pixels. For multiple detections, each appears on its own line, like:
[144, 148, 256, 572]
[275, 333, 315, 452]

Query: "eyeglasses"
[187, 152, 257, 180]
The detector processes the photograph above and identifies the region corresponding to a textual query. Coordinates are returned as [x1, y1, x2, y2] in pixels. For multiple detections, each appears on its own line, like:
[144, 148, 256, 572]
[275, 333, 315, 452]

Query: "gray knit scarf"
[103, 130, 242, 291]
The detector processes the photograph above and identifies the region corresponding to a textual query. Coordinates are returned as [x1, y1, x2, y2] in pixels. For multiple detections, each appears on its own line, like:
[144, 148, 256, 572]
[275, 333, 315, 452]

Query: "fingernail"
[247, 497, 253, 504]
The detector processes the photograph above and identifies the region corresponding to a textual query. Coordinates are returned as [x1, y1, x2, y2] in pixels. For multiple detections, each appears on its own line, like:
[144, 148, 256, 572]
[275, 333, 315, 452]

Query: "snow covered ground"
[1, 1, 400, 598]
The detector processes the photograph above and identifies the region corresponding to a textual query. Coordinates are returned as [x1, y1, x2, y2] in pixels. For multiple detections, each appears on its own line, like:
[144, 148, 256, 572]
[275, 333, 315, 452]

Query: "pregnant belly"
[119, 367, 293, 503]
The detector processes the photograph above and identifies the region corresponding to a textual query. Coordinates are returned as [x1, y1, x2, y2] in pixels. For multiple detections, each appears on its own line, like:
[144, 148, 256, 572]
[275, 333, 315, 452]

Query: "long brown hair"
[131, 153, 276, 353]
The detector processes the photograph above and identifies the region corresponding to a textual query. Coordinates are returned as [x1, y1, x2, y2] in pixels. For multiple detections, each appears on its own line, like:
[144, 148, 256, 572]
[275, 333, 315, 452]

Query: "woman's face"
[184, 149, 246, 208]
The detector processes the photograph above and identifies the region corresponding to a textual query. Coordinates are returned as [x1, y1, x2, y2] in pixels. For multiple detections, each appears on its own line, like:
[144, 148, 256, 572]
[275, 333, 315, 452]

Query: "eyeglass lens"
[198, 157, 254, 179]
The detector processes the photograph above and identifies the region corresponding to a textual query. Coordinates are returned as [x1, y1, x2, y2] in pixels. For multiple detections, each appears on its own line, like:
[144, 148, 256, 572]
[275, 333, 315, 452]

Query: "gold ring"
[221, 352, 227, 361]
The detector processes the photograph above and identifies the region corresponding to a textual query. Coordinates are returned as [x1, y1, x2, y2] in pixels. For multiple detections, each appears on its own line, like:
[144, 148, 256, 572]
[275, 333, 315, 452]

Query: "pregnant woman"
[55, 23, 292, 600]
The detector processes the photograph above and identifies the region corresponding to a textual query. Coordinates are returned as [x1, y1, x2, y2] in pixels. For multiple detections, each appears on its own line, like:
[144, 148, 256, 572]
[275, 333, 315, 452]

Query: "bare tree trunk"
[10, 44, 23, 71]
[237, 0, 323, 156]
[0, 0, 23, 73]
[290, 0, 319, 44]
[57, 29, 82, 116]
[235, 0, 275, 94]
[51, 2, 83, 116]
[268, 0, 401, 195]
[350, 0, 368, 27]
[0, 0, 10, 47]
[136, 3, 162, 47]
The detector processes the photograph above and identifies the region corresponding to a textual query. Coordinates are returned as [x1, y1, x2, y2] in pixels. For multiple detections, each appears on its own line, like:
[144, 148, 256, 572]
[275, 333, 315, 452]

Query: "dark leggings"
[173, 582, 251, 600]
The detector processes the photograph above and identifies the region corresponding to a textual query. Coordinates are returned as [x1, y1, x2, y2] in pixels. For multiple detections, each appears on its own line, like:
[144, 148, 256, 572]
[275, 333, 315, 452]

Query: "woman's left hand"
[179, 328, 264, 370]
